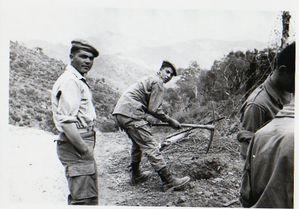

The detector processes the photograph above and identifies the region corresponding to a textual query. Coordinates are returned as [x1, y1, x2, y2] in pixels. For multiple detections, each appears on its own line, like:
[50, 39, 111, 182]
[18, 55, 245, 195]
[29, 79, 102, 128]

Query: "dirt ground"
[5, 121, 243, 207]
[97, 122, 244, 207]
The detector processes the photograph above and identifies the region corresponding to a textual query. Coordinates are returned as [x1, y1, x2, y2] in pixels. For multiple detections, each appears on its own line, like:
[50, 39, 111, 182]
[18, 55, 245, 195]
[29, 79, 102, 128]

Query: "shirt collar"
[66, 64, 85, 80]
[155, 72, 164, 82]
[276, 100, 294, 118]
[264, 74, 291, 106]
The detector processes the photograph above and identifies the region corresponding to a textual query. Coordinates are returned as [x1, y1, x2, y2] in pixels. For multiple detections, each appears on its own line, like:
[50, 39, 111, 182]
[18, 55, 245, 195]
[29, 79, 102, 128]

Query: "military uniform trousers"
[115, 114, 167, 171]
[56, 131, 98, 205]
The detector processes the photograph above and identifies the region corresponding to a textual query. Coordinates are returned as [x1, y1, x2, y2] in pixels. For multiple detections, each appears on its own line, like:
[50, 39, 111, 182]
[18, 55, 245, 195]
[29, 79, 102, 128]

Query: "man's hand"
[61, 123, 94, 160]
[145, 115, 157, 126]
[168, 118, 181, 129]
[80, 147, 94, 161]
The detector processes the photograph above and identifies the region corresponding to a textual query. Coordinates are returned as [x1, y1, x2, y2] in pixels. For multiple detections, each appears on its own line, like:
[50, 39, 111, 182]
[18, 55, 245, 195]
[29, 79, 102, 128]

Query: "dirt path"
[95, 131, 132, 205]
[4, 125, 243, 207]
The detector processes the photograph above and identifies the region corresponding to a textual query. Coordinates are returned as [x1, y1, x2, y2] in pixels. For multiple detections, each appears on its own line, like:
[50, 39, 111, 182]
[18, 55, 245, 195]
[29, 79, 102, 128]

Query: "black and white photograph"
[0, 0, 297, 208]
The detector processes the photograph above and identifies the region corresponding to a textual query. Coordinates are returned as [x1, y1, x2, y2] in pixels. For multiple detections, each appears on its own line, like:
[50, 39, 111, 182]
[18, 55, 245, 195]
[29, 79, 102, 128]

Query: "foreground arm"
[148, 82, 181, 129]
[61, 123, 94, 160]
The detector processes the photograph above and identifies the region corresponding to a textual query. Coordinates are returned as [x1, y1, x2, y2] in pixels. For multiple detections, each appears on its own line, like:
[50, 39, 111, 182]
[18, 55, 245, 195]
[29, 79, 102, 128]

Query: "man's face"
[160, 67, 174, 83]
[70, 49, 95, 75]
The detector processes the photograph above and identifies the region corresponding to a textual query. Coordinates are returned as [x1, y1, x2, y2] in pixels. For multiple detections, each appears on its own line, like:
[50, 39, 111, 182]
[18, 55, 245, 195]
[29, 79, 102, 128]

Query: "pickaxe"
[152, 123, 214, 130]
[155, 102, 223, 153]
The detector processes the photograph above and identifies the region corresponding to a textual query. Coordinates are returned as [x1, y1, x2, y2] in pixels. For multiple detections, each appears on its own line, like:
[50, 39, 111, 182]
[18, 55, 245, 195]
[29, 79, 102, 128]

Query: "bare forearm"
[61, 123, 89, 154]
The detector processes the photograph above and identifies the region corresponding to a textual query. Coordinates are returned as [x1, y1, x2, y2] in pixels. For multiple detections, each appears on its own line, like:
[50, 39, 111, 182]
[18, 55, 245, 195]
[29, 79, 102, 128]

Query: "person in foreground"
[240, 42, 295, 208]
[237, 42, 294, 159]
[51, 39, 99, 205]
[112, 60, 190, 192]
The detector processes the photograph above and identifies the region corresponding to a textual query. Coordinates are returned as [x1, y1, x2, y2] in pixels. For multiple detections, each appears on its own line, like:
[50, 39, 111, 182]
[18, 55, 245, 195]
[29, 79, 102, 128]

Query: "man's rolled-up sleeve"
[55, 80, 81, 124]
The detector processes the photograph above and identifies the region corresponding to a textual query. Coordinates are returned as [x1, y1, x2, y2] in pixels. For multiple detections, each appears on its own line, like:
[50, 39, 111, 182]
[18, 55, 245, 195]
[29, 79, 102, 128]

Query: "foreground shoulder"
[149, 75, 163, 86]
[245, 85, 272, 108]
[54, 72, 81, 91]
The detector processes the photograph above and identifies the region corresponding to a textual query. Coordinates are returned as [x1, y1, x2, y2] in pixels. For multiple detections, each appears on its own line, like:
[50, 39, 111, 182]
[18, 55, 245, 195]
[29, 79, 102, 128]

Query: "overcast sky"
[1, 0, 296, 48]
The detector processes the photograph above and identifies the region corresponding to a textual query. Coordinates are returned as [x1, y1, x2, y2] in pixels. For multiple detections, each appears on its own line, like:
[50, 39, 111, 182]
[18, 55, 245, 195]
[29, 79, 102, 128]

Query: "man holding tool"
[112, 60, 190, 192]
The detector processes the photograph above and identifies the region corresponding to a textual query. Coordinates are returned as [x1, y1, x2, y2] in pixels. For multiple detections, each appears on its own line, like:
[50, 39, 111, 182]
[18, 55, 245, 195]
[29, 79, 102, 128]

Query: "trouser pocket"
[66, 162, 98, 200]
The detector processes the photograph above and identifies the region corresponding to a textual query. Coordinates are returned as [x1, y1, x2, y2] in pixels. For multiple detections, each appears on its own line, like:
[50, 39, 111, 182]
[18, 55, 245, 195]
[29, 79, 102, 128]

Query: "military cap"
[161, 60, 177, 76]
[71, 39, 99, 57]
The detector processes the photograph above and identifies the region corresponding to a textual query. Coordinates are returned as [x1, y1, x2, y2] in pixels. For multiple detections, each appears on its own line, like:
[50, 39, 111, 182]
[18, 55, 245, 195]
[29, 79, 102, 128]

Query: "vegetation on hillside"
[163, 47, 276, 125]
[9, 41, 119, 133]
[9, 40, 276, 136]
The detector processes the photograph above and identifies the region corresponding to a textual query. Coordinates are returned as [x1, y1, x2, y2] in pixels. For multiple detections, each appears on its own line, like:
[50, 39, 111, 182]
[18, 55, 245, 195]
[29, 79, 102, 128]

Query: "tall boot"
[130, 162, 151, 185]
[158, 167, 190, 192]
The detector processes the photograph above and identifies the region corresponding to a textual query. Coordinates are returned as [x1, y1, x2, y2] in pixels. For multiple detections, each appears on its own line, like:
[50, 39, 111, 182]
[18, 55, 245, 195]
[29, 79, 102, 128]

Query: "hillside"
[9, 41, 119, 133]
[23, 40, 154, 91]
[22, 36, 266, 90]
[90, 54, 153, 90]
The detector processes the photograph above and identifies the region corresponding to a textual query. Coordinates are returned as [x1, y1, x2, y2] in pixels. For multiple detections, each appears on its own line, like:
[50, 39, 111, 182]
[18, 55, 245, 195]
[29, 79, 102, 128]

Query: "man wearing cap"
[112, 61, 190, 192]
[237, 42, 294, 159]
[51, 39, 99, 205]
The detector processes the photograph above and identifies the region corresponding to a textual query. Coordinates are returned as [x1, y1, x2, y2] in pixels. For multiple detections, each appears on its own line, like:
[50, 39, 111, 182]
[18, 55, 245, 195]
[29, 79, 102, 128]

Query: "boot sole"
[163, 177, 190, 192]
[130, 172, 151, 186]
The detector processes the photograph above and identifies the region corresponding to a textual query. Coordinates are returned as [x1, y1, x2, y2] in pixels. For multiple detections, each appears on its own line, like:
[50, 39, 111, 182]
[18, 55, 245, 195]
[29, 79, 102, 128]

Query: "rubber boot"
[158, 167, 190, 192]
[130, 162, 151, 185]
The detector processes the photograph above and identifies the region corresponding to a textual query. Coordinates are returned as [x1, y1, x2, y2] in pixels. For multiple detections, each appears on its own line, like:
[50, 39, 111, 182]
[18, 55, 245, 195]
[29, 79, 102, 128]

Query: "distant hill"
[89, 54, 153, 91]
[124, 39, 267, 69]
[9, 41, 119, 133]
[22, 34, 267, 90]
[23, 39, 155, 91]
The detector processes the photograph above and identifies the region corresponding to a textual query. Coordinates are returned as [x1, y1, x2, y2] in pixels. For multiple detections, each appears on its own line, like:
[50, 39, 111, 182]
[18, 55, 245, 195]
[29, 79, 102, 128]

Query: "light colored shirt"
[51, 65, 96, 132]
[112, 74, 170, 122]
[240, 102, 294, 208]
[238, 75, 291, 142]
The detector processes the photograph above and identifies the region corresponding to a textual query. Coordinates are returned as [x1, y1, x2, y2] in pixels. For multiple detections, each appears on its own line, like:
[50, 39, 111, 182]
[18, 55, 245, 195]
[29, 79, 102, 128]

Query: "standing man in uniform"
[113, 61, 190, 192]
[52, 39, 99, 205]
[237, 42, 294, 159]
[240, 41, 295, 208]
[240, 99, 295, 208]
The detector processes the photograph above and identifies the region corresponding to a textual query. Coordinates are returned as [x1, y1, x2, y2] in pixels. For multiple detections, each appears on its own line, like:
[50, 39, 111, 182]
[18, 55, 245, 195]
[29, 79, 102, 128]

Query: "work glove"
[168, 118, 181, 129]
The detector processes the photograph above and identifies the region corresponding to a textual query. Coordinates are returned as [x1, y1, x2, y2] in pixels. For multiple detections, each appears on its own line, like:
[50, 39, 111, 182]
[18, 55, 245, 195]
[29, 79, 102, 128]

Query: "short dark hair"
[160, 60, 177, 76]
[277, 42, 295, 73]
[70, 45, 81, 55]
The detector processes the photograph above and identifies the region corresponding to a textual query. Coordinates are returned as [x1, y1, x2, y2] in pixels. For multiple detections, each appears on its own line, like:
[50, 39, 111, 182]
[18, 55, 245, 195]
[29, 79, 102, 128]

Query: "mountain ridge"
[21, 35, 267, 90]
